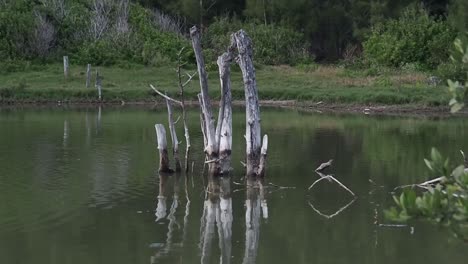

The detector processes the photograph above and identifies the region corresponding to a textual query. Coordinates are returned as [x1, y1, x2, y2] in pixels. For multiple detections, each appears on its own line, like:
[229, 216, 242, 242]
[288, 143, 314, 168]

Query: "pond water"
[0, 106, 467, 264]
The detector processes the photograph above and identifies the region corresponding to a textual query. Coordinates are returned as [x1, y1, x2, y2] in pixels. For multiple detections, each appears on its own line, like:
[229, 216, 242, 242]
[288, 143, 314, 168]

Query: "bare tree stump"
[166, 99, 181, 172]
[155, 124, 172, 173]
[233, 30, 267, 177]
[217, 51, 234, 174]
[95, 70, 102, 101]
[63, 56, 69, 78]
[86, 64, 92, 88]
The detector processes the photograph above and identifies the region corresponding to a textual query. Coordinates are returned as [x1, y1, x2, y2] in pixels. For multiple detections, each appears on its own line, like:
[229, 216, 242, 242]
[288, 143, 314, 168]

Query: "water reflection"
[200, 176, 232, 264]
[243, 178, 268, 264]
[308, 171, 356, 219]
[152, 173, 185, 263]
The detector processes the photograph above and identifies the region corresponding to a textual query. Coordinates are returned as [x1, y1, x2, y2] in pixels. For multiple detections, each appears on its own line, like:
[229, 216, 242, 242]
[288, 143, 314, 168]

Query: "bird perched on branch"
[315, 159, 333, 172]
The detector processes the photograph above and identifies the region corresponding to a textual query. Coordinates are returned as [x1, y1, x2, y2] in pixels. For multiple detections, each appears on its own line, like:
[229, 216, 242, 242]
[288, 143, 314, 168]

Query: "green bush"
[130, 4, 191, 64]
[364, 5, 456, 69]
[204, 17, 310, 65]
[436, 62, 466, 82]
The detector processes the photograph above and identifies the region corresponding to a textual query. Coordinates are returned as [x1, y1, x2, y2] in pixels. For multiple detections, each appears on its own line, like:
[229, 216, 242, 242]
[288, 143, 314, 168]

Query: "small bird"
[315, 159, 333, 172]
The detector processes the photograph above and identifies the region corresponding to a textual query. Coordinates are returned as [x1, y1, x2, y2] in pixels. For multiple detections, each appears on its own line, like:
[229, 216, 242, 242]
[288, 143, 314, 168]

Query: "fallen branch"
[315, 171, 332, 182]
[392, 176, 445, 192]
[308, 174, 356, 197]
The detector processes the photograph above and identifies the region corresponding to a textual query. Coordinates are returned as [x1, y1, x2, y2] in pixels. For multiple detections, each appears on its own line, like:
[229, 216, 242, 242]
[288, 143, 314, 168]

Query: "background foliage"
[0, 0, 467, 74]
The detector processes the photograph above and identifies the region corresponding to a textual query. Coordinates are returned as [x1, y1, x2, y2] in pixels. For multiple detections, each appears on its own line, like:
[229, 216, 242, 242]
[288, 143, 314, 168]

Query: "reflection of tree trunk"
[152, 173, 183, 263]
[96, 106, 101, 134]
[155, 173, 169, 221]
[200, 199, 217, 264]
[182, 174, 191, 245]
[217, 177, 232, 264]
[243, 178, 267, 264]
[63, 120, 69, 148]
[199, 176, 232, 264]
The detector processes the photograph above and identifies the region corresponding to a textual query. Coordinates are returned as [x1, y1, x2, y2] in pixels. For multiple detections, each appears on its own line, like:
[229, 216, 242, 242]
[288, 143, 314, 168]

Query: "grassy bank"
[0, 63, 450, 106]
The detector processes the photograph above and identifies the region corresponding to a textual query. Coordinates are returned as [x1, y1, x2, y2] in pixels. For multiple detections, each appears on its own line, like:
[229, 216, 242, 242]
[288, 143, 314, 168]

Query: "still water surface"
[0, 107, 467, 264]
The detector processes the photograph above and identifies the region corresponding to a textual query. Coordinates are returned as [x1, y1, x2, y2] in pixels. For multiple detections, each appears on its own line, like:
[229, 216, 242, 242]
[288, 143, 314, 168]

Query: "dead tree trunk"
[86, 64, 92, 88]
[233, 30, 268, 177]
[190, 26, 216, 157]
[191, 25, 235, 176]
[217, 50, 234, 174]
[166, 99, 181, 172]
[155, 124, 172, 173]
[63, 56, 69, 78]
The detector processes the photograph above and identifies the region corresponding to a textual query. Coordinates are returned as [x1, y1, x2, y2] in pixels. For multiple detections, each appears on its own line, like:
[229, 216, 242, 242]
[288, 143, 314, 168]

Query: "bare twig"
[182, 71, 198, 87]
[150, 84, 182, 105]
[173, 116, 181, 125]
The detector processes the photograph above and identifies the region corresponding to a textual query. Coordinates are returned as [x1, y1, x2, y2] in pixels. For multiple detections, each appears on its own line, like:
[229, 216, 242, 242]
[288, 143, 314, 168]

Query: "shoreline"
[0, 99, 462, 117]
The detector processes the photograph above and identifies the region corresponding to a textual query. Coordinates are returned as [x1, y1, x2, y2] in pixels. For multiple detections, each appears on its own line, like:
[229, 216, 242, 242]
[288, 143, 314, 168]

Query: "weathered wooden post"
[63, 56, 69, 78]
[86, 64, 92, 88]
[155, 124, 172, 173]
[95, 70, 102, 101]
[165, 99, 181, 172]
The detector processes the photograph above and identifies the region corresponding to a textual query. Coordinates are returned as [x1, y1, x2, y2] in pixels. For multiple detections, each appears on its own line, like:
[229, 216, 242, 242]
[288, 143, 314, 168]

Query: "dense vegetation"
[1, 0, 467, 72]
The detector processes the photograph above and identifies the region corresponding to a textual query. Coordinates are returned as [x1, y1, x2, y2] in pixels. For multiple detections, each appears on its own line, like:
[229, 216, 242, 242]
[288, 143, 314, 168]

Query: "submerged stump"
[155, 124, 172, 173]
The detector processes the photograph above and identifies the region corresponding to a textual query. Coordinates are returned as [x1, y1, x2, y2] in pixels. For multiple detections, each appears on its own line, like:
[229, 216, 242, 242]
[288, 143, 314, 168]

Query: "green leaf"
[451, 103, 464, 113]
[449, 98, 458, 106]
[452, 165, 465, 179]
[424, 159, 434, 171]
[455, 38, 464, 54]
[431, 148, 442, 163]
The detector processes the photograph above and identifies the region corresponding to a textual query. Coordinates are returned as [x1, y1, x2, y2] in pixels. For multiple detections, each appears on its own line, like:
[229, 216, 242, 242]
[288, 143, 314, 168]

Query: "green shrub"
[204, 17, 310, 65]
[364, 5, 456, 69]
[436, 62, 466, 82]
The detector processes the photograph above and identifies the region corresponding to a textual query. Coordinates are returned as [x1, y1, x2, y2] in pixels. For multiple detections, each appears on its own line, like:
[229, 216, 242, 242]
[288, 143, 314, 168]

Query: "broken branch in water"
[316, 171, 332, 182]
[267, 182, 296, 189]
[308, 174, 356, 197]
[150, 84, 183, 106]
[315, 159, 333, 172]
[392, 176, 445, 192]
[378, 224, 415, 234]
[308, 197, 356, 219]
